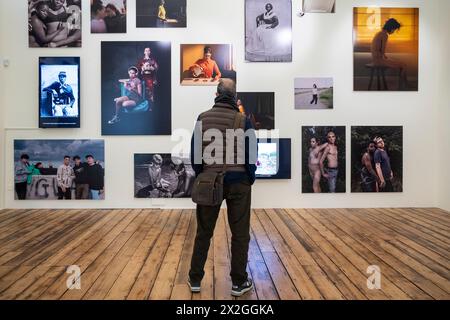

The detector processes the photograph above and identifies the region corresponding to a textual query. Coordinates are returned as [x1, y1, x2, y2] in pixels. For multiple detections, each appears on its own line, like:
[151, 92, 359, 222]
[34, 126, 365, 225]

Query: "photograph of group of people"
[91, 0, 127, 33]
[28, 0, 82, 48]
[134, 154, 195, 198]
[302, 126, 346, 193]
[351, 126, 403, 193]
[245, 0, 292, 62]
[353, 7, 419, 91]
[14, 140, 105, 200]
[136, 0, 186, 28]
[180, 44, 237, 86]
[294, 78, 334, 110]
[101, 41, 172, 135]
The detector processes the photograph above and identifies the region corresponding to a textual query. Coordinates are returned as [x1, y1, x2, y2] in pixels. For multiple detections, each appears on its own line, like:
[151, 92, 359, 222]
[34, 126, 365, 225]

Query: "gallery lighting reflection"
[277, 28, 292, 46]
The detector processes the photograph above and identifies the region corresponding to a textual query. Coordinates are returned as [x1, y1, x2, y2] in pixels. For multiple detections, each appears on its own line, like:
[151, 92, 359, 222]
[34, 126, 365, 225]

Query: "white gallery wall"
[437, 0, 450, 211]
[0, 0, 449, 210]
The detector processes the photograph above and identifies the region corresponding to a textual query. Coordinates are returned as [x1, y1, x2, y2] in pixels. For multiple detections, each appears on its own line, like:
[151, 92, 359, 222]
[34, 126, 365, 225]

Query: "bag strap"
[222, 112, 244, 173]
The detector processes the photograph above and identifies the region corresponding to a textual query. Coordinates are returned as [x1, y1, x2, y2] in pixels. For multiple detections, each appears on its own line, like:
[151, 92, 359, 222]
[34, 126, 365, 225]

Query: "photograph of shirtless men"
[351, 126, 403, 193]
[28, 0, 82, 48]
[302, 126, 346, 193]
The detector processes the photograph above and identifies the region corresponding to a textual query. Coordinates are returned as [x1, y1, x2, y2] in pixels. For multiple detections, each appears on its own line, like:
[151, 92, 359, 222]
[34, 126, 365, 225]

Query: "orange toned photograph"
[353, 7, 419, 91]
[180, 44, 236, 86]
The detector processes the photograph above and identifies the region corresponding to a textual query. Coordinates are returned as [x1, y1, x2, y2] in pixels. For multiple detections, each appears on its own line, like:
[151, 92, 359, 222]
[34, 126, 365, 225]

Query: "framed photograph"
[134, 154, 195, 198]
[294, 77, 333, 110]
[14, 140, 105, 200]
[39, 57, 80, 128]
[301, 0, 335, 14]
[302, 126, 346, 193]
[136, 0, 186, 28]
[101, 41, 172, 135]
[245, 0, 292, 62]
[236, 92, 275, 130]
[353, 7, 419, 91]
[351, 126, 403, 193]
[28, 0, 82, 48]
[91, 0, 127, 33]
[180, 44, 236, 86]
[256, 138, 291, 179]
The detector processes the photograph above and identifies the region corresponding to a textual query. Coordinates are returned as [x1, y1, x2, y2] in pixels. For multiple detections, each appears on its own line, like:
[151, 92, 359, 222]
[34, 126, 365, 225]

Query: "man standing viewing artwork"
[188, 79, 257, 297]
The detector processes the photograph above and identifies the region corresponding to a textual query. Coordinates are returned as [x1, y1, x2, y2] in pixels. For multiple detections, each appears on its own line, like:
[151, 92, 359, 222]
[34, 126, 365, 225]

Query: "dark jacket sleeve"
[245, 118, 257, 185]
[43, 81, 59, 92]
[98, 165, 104, 189]
[190, 116, 203, 177]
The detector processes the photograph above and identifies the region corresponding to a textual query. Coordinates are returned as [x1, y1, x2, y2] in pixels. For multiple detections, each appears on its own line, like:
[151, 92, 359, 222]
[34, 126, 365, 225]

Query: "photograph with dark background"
[351, 126, 403, 193]
[237, 92, 274, 130]
[136, 0, 186, 28]
[302, 126, 346, 193]
[101, 41, 171, 135]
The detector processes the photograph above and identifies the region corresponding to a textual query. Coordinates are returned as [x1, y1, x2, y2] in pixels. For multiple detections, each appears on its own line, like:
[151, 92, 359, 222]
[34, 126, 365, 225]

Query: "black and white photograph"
[236, 92, 275, 130]
[14, 140, 105, 200]
[134, 154, 195, 198]
[136, 0, 186, 28]
[101, 41, 172, 135]
[351, 126, 403, 193]
[28, 0, 82, 48]
[245, 0, 292, 62]
[91, 0, 127, 33]
[39, 57, 80, 128]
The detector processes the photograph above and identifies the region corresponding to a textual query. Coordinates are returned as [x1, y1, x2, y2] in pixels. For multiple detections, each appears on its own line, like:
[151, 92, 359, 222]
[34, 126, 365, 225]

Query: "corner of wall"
[437, 0, 450, 211]
[0, 6, 6, 209]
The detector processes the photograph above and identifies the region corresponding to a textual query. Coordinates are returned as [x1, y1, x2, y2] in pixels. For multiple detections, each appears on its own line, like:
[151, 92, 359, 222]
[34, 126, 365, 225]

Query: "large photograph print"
[14, 140, 105, 200]
[302, 126, 346, 193]
[180, 44, 236, 86]
[39, 57, 80, 128]
[134, 154, 195, 198]
[101, 41, 172, 135]
[245, 0, 292, 62]
[28, 0, 82, 48]
[353, 7, 419, 91]
[136, 0, 186, 28]
[351, 126, 403, 193]
[91, 0, 127, 33]
[236, 92, 275, 130]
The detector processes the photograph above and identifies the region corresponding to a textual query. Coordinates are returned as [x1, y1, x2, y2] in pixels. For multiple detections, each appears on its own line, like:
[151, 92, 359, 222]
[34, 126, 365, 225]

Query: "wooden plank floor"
[0, 208, 448, 300]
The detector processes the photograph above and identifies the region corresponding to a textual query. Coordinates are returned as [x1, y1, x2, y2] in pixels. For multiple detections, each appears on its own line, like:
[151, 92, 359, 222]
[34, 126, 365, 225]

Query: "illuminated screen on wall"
[256, 138, 291, 179]
[39, 57, 81, 128]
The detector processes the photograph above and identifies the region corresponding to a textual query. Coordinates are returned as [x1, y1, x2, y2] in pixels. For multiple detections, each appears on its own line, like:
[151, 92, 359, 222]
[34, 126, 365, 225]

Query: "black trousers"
[310, 94, 318, 104]
[189, 180, 252, 286]
[380, 180, 394, 192]
[15, 182, 28, 200]
[58, 187, 72, 200]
